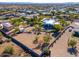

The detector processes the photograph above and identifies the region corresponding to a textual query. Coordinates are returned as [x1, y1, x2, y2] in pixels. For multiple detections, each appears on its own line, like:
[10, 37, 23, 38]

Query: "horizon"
[0, 2, 79, 4]
[0, 0, 79, 3]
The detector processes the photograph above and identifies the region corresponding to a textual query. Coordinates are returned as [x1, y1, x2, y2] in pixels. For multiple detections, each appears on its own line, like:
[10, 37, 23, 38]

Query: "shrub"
[0, 32, 3, 37]
[44, 35, 52, 43]
[0, 32, 3, 44]
[43, 47, 51, 57]
[54, 24, 63, 31]
[3, 46, 14, 54]
[68, 39, 77, 48]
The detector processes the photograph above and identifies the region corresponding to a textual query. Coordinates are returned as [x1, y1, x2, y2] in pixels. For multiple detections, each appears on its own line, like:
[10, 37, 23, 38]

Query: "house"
[26, 14, 39, 19]
[38, 10, 51, 15]
[42, 18, 60, 30]
[73, 26, 79, 36]
[75, 8, 79, 13]
[2, 22, 14, 31]
[72, 19, 79, 36]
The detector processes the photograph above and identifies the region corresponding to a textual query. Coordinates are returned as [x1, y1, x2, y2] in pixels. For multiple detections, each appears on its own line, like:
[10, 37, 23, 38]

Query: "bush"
[54, 24, 63, 31]
[59, 19, 68, 26]
[43, 47, 51, 57]
[0, 32, 3, 44]
[44, 35, 52, 43]
[68, 39, 77, 48]
[0, 32, 3, 37]
[3, 46, 14, 54]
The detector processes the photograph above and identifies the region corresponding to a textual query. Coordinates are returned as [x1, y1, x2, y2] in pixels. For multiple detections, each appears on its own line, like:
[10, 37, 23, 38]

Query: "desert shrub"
[68, 39, 77, 48]
[3, 46, 14, 54]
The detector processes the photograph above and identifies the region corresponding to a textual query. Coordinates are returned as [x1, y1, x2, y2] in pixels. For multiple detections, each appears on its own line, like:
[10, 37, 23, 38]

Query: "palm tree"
[44, 34, 52, 44]
[34, 25, 41, 35]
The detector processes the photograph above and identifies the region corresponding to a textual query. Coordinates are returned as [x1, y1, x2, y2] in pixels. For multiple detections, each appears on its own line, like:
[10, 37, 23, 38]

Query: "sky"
[0, 0, 79, 3]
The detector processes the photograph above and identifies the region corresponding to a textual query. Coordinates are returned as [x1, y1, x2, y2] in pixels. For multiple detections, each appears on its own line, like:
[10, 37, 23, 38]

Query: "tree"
[43, 47, 51, 57]
[0, 32, 3, 44]
[54, 24, 63, 31]
[20, 16, 26, 21]
[10, 17, 25, 26]
[33, 35, 39, 44]
[3, 46, 14, 54]
[59, 19, 67, 26]
[51, 11, 56, 16]
[44, 34, 52, 43]
[56, 15, 63, 19]
[34, 25, 41, 35]
[14, 28, 19, 33]
[68, 39, 77, 48]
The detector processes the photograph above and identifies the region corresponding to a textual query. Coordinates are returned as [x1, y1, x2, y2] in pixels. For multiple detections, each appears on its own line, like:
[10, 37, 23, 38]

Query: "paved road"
[50, 29, 74, 57]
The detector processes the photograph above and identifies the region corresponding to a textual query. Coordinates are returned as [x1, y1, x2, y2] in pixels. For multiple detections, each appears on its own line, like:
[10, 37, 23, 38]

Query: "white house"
[2, 22, 13, 31]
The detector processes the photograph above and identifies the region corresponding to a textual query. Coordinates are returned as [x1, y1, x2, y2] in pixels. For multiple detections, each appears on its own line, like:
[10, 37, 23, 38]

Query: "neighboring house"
[59, 8, 65, 12]
[73, 20, 79, 36]
[69, 11, 77, 14]
[42, 18, 60, 30]
[26, 14, 39, 19]
[73, 26, 79, 36]
[38, 10, 51, 15]
[75, 8, 79, 13]
[18, 13, 26, 17]
[2, 22, 14, 31]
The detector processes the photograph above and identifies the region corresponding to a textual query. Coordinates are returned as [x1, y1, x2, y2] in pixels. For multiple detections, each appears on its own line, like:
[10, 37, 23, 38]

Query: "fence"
[48, 26, 71, 48]
[0, 30, 40, 57]
[0, 26, 72, 57]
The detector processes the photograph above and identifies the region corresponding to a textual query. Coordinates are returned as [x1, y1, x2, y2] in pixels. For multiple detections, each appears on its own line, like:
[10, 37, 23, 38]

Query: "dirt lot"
[0, 41, 31, 57]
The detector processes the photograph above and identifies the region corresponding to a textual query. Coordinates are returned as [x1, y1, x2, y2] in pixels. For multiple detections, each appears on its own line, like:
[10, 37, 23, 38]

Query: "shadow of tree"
[73, 34, 79, 38]
[41, 43, 49, 51]
[33, 43, 49, 52]
[67, 47, 78, 56]
[33, 39, 38, 44]
[32, 44, 41, 49]
[52, 32, 60, 38]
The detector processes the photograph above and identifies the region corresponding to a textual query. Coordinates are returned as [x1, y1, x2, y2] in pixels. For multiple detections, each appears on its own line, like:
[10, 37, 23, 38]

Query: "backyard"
[0, 33, 31, 57]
